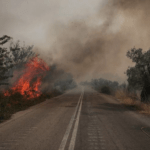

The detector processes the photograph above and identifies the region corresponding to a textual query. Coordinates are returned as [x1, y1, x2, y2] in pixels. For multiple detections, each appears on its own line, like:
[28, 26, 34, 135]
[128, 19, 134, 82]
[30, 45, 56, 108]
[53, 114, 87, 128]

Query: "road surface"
[0, 87, 150, 150]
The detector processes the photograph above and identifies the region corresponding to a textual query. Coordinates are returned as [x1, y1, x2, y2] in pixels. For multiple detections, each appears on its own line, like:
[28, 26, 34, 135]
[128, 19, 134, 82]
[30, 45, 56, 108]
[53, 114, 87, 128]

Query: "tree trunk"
[141, 86, 150, 103]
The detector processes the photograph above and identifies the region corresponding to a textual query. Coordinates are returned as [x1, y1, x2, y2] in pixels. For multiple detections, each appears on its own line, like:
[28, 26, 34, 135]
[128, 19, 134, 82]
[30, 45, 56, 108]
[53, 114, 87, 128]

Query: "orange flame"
[5, 56, 49, 99]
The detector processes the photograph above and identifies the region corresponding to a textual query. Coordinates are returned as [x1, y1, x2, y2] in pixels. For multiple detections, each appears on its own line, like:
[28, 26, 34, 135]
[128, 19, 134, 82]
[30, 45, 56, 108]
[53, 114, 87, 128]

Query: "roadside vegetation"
[80, 78, 122, 95]
[115, 89, 150, 114]
[0, 35, 76, 123]
[82, 78, 150, 114]
[0, 89, 62, 122]
[81, 47, 150, 114]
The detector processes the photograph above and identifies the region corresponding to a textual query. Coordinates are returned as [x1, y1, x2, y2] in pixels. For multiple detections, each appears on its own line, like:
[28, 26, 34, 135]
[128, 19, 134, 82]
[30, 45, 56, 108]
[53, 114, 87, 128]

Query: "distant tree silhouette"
[90, 78, 119, 91]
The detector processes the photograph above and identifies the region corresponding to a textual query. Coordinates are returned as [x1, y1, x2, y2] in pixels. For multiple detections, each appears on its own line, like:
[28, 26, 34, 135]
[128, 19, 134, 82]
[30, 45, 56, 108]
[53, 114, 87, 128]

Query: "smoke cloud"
[47, 0, 150, 82]
[1, 0, 150, 83]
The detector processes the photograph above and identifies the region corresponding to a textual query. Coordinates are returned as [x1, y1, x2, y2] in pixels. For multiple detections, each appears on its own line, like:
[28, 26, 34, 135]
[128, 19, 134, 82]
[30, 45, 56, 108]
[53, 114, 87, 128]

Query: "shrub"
[101, 86, 112, 95]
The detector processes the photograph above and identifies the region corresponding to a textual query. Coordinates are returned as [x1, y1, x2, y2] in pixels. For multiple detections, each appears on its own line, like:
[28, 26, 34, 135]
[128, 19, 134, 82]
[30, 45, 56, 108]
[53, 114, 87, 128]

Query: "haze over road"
[0, 87, 150, 150]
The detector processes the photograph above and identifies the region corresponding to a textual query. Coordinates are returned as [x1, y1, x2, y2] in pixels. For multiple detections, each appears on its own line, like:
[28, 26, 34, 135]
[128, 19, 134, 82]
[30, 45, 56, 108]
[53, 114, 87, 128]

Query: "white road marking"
[68, 89, 84, 150]
[58, 88, 84, 150]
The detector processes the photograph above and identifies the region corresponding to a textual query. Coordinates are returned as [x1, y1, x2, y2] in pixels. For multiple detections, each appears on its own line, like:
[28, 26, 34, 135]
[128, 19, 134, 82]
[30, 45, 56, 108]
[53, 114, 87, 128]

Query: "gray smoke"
[1, 0, 150, 83]
[44, 0, 150, 83]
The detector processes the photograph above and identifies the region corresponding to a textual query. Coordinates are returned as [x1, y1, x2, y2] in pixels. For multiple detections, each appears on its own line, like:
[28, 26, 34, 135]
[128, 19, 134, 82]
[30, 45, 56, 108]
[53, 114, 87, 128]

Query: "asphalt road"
[1, 87, 150, 150]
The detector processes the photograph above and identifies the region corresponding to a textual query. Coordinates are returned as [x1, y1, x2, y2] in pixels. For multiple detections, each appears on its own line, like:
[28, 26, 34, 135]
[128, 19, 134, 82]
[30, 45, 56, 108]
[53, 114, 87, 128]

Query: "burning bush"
[4, 56, 49, 99]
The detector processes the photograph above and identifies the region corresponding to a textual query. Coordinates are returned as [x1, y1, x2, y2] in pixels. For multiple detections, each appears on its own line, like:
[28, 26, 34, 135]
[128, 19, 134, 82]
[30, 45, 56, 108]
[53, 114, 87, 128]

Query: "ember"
[5, 56, 49, 99]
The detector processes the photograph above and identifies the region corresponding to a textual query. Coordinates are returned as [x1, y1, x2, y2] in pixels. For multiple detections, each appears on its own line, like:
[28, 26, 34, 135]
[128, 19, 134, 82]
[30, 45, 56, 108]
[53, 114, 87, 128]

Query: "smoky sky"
[1, 0, 150, 83]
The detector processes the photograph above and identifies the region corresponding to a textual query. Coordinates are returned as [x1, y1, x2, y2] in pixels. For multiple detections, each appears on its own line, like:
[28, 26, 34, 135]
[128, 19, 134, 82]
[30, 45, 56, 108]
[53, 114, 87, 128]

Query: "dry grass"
[115, 90, 150, 114]
[0, 89, 62, 123]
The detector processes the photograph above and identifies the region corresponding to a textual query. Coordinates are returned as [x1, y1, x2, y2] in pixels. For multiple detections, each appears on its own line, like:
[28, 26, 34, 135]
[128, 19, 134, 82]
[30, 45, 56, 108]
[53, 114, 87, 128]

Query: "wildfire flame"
[5, 56, 49, 99]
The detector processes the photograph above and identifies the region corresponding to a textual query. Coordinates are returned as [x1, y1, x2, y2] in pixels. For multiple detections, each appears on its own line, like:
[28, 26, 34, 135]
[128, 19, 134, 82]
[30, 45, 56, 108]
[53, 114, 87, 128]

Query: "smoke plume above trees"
[46, 0, 150, 82]
[1, 0, 150, 83]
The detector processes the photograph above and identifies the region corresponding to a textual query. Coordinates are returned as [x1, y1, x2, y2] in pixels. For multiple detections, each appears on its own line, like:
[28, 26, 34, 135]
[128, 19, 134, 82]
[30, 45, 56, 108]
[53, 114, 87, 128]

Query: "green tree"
[0, 35, 13, 85]
[10, 41, 34, 65]
[0, 35, 34, 85]
[126, 48, 150, 102]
